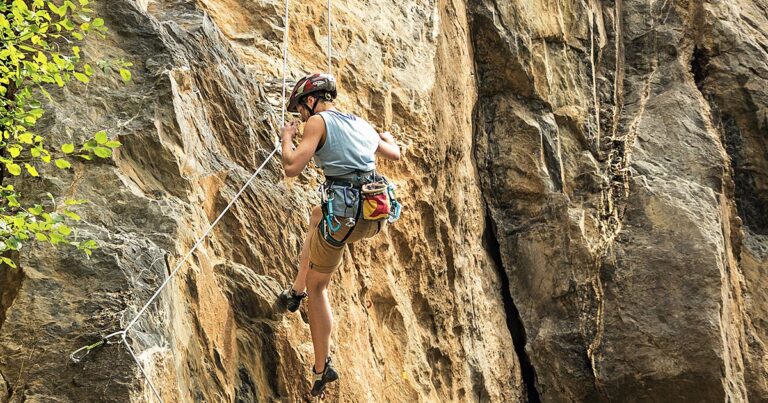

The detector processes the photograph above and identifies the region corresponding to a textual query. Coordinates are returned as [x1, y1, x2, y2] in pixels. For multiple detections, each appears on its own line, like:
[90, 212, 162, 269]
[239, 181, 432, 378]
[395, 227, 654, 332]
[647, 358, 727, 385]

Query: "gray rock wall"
[471, 0, 768, 401]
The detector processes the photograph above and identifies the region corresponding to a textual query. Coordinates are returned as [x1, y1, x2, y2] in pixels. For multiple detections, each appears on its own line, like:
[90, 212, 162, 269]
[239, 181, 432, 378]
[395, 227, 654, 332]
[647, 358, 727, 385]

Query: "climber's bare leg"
[306, 268, 334, 371]
[292, 206, 323, 293]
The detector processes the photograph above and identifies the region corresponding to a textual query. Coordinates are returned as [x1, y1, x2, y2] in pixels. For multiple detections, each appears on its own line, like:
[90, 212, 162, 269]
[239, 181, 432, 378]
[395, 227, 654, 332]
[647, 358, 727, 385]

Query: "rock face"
[0, 0, 766, 402]
[471, 0, 768, 401]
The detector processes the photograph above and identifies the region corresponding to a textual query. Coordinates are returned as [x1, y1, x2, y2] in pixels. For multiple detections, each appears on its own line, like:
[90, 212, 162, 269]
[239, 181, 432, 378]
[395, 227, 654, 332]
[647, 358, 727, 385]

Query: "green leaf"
[6, 195, 20, 207]
[14, 0, 30, 13]
[6, 163, 21, 176]
[119, 68, 131, 82]
[1, 257, 17, 268]
[35, 232, 48, 241]
[28, 205, 43, 215]
[64, 199, 87, 205]
[63, 210, 80, 220]
[57, 225, 72, 236]
[93, 146, 112, 158]
[83, 63, 93, 76]
[47, 212, 65, 224]
[34, 52, 48, 64]
[40, 87, 52, 101]
[8, 145, 22, 158]
[61, 143, 75, 154]
[55, 159, 72, 169]
[25, 163, 39, 177]
[60, 19, 75, 31]
[48, 2, 66, 17]
[79, 239, 97, 249]
[94, 130, 107, 144]
[77, 154, 93, 160]
[50, 231, 65, 244]
[6, 237, 21, 250]
[73, 72, 89, 83]
[17, 132, 34, 144]
[105, 140, 122, 148]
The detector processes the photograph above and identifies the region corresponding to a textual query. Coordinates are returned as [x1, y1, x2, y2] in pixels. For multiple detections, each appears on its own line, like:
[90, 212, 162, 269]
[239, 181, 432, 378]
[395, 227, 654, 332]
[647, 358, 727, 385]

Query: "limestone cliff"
[0, 0, 766, 402]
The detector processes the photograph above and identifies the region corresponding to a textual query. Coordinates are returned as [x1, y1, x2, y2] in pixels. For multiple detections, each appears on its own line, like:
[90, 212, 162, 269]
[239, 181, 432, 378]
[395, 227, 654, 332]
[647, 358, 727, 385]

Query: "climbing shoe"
[310, 356, 339, 396]
[280, 288, 307, 312]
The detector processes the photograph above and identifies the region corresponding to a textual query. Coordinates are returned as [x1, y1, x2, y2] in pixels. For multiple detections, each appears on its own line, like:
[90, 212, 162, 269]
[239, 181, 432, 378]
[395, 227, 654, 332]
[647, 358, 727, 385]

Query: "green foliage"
[0, 0, 130, 267]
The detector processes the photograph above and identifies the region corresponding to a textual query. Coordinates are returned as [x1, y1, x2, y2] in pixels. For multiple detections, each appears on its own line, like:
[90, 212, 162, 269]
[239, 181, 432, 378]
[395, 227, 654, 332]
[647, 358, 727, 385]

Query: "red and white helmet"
[287, 73, 337, 113]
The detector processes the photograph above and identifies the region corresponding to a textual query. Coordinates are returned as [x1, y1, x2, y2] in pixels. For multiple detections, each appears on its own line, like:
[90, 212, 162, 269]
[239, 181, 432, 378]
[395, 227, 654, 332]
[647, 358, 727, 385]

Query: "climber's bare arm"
[376, 131, 400, 161]
[282, 116, 324, 177]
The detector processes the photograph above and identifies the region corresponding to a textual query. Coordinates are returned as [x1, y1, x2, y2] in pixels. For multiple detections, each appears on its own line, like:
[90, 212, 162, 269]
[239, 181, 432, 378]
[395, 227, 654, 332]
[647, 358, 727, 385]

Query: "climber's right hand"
[282, 121, 299, 142]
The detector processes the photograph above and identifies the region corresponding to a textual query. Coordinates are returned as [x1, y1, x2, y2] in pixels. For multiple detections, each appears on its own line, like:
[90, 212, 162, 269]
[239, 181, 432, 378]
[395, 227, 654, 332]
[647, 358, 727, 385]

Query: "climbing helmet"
[287, 73, 337, 113]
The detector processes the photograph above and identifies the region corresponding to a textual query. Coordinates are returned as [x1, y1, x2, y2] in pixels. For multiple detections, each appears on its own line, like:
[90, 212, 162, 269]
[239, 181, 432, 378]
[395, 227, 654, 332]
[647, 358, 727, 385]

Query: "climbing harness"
[68, 1, 336, 401]
[318, 171, 401, 247]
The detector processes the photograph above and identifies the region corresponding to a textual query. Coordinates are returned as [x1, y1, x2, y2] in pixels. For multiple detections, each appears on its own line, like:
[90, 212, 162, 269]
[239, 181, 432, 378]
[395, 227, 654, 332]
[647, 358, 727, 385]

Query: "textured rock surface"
[471, 0, 768, 401]
[0, 0, 766, 402]
[0, 0, 519, 401]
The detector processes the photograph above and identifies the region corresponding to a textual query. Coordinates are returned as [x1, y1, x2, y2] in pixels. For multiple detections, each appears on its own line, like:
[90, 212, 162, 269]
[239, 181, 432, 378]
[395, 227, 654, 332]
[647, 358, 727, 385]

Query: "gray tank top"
[314, 110, 378, 177]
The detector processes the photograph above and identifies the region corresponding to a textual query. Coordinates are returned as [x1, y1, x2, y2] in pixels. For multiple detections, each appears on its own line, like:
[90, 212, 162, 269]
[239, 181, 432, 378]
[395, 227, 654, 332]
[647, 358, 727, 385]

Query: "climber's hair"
[305, 90, 335, 104]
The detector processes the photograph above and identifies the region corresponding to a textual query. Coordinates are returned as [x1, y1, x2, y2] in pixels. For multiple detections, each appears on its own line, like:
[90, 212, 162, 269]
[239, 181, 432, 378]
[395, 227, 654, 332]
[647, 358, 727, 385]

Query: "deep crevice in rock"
[691, 46, 709, 90]
[694, 50, 768, 235]
[483, 210, 541, 403]
[0, 264, 24, 329]
[720, 113, 768, 235]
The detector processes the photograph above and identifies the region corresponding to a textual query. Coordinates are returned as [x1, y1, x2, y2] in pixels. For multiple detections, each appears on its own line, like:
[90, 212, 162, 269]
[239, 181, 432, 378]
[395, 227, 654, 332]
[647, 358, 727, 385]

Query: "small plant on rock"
[0, 0, 130, 267]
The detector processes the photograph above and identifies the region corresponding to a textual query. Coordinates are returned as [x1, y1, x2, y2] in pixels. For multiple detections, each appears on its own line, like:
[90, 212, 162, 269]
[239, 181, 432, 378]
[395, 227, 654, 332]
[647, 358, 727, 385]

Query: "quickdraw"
[386, 184, 401, 223]
[69, 330, 125, 363]
[323, 190, 342, 233]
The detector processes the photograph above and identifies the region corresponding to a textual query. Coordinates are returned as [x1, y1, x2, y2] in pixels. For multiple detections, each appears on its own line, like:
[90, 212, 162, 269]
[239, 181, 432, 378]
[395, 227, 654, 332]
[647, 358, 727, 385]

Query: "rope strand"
[281, 0, 291, 127]
[327, 0, 332, 73]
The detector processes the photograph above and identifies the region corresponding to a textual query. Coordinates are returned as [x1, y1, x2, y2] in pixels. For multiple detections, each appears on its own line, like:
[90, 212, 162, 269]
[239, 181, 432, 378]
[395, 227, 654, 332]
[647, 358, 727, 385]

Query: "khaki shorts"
[309, 218, 385, 273]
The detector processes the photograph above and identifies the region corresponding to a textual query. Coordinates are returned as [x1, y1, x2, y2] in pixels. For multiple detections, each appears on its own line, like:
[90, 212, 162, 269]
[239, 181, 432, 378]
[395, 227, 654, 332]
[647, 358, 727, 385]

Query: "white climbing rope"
[69, 0, 338, 400]
[327, 0, 332, 74]
[280, 0, 290, 128]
